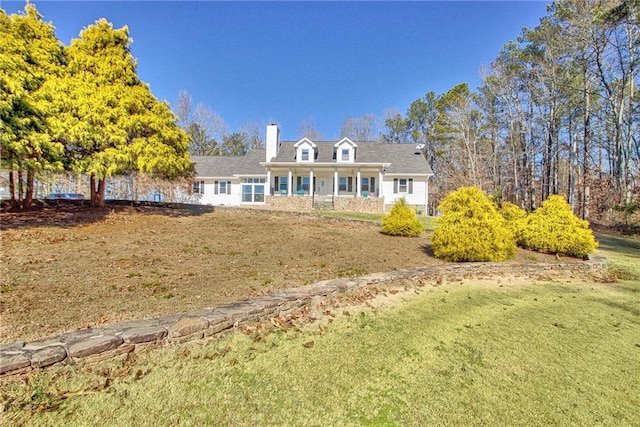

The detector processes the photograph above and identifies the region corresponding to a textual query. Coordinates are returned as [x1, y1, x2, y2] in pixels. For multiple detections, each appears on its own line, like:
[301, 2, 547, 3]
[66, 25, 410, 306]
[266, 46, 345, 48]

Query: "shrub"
[432, 186, 516, 262]
[381, 198, 425, 237]
[519, 195, 598, 258]
[499, 201, 528, 241]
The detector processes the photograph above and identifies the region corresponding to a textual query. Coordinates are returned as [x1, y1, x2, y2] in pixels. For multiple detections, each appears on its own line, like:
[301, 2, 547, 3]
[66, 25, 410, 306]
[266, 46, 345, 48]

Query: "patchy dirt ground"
[0, 203, 572, 343]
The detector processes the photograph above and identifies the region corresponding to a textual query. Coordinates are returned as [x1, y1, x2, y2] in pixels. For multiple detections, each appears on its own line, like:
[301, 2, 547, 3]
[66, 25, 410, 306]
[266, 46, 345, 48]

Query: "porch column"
[309, 169, 314, 196]
[266, 169, 272, 196]
[288, 169, 293, 196]
[333, 170, 339, 197]
[378, 170, 384, 198]
[356, 170, 361, 197]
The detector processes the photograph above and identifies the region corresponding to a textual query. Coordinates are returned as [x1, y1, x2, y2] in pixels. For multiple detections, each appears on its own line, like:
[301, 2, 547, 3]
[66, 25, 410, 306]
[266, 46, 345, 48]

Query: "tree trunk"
[582, 75, 591, 220]
[568, 116, 576, 212]
[97, 178, 106, 207]
[24, 169, 34, 209]
[9, 170, 18, 210]
[17, 169, 24, 210]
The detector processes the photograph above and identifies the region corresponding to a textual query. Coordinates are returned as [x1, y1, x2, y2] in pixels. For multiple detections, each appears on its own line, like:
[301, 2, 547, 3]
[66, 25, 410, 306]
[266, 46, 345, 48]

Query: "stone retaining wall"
[262, 196, 384, 213]
[334, 196, 384, 213]
[0, 256, 606, 376]
[264, 196, 313, 211]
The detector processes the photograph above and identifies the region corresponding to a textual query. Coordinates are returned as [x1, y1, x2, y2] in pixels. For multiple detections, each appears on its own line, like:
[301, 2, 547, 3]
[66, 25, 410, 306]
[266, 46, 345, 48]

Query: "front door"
[317, 176, 331, 196]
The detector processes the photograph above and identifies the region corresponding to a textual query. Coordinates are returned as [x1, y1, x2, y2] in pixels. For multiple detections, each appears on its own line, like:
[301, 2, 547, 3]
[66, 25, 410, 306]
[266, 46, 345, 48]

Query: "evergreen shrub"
[519, 195, 598, 258]
[381, 198, 425, 237]
[432, 186, 515, 262]
[499, 201, 528, 241]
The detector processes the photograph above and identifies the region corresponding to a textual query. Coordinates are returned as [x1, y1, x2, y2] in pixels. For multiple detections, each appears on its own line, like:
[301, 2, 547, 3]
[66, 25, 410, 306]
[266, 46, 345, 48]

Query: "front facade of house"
[192, 124, 434, 213]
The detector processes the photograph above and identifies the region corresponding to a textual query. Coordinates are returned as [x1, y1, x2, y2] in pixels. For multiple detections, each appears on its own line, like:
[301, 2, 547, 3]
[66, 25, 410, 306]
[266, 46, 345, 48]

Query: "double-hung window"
[193, 180, 204, 194]
[393, 178, 413, 194]
[399, 178, 408, 193]
[341, 149, 349, 161]
[301, 149, 309, 161]
[338, 177, 353, 193]
[361, 177, 376, 194]
[214, 181, 231, 195]
[361, 177, 369, 192]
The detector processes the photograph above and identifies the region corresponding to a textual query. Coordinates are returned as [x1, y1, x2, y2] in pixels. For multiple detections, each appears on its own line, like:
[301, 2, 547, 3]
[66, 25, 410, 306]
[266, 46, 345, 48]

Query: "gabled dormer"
[334, 138, 358, 163]
[293, 138, 317, 163]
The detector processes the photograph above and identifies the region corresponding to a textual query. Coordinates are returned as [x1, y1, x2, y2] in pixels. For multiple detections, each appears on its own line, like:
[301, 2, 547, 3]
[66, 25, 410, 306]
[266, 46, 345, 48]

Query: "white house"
[192, 124, 434, 213]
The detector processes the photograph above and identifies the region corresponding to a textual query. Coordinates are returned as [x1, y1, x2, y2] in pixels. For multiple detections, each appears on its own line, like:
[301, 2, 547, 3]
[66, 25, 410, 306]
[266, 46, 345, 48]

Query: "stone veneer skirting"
[0, 257, 605, 377]
[264, 196, 313, 211]
[334, 196, 384, 213]
[264, 195, 385, 213]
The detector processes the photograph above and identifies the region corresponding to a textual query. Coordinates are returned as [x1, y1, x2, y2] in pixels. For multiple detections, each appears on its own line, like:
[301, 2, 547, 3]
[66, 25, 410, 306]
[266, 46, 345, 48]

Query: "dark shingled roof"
[191, 156, 243, 178]
[236, 149, 267, 175]
[193, 143, 434, 178]
[271, 142, 433, 175]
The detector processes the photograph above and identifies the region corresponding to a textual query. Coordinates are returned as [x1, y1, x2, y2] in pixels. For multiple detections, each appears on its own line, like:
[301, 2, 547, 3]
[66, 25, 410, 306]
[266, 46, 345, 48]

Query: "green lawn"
[314, 210, 437, 231]
[2, 235, 639, 426]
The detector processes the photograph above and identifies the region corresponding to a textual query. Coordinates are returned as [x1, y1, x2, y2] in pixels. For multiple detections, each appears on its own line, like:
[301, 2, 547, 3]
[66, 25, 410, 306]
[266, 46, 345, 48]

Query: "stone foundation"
[264, 196, 313, 211]
[334, 196, 384, 213]
[0, 256, 606, 376]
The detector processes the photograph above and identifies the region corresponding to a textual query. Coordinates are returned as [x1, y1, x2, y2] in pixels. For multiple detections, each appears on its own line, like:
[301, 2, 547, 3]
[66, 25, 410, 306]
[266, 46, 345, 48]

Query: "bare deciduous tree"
[339, 113, 380, 141]
[298, 116, 325, 140]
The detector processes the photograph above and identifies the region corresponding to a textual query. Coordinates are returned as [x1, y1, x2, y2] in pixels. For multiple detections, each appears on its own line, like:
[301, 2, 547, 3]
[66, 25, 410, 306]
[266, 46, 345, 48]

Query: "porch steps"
[313, 196, 334, 210]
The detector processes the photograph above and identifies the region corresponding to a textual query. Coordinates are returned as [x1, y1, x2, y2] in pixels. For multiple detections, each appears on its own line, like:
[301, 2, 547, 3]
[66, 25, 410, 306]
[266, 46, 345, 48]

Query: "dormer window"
[334, 138, 357, 164]
[294, 138, 316, 163]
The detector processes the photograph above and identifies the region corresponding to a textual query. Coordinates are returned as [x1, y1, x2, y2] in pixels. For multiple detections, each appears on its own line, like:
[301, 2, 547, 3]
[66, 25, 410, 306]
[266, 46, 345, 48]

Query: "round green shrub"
[432, 186, 516, 262]
[381, 198, 425, 237]
[499, 201, 528, 242]
[519, 195, 598, 258]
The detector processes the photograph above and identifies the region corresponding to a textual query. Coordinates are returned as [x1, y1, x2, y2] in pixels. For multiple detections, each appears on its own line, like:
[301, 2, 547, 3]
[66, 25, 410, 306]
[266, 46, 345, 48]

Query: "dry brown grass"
[0, 204, 569, 343]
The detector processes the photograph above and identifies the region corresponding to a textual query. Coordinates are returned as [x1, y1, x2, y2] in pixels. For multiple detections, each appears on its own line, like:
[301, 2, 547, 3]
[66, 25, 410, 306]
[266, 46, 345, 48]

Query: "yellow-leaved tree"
[499, 201, 528, 242]
[0, 4, 66, 208]
[57, 19, 192, 207]
[519, 195, 598, 258]
[381, 198, 425, 237]
[432, 186, 516, 262]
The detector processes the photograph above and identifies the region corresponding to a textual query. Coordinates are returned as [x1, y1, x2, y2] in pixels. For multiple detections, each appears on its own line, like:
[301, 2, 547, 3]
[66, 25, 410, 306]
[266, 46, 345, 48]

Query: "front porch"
[266, 167, 383, 198]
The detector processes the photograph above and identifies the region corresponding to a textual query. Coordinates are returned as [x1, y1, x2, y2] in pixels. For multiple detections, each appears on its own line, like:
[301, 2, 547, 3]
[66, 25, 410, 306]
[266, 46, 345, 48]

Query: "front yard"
[0, 204, 573, 343]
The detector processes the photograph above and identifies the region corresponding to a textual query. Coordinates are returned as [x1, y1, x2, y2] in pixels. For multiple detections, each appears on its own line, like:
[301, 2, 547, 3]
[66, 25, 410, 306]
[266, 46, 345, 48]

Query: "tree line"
[381, 0, 638, 221]
[1, 4, 192, 208]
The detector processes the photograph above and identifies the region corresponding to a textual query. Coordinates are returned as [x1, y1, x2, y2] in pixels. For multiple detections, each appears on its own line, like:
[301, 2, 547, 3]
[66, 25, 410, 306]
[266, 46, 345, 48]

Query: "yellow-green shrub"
[519, 195, 598, 258]
[499, 201, 528, 241]
[381, 198, 425, 237]
[432, 186, 516, 262]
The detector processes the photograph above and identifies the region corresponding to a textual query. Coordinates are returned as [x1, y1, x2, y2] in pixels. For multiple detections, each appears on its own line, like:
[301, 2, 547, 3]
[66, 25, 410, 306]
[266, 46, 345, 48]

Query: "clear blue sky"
[3, 1, 549, 140]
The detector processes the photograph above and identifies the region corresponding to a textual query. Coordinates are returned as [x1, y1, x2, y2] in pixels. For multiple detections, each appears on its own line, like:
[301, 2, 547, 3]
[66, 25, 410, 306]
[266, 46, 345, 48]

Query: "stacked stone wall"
[0, 256, 605, 376]
[264, 196, 313, 211]
[334, 197, 384, 213]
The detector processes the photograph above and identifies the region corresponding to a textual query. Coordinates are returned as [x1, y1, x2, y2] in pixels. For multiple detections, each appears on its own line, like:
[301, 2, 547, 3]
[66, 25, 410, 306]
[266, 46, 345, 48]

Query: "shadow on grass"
[0, 200, 215, 230]
[595, 232, 640, 253]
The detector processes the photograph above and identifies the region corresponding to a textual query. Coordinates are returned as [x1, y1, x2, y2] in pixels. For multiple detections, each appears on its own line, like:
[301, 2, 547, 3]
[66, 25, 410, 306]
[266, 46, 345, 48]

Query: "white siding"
[382, 176, 428, 209]
[197, 179, 242, 206]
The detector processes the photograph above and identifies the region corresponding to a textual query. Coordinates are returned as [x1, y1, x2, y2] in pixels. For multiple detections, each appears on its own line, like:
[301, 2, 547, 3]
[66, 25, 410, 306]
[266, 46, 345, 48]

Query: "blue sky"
[2, 1, 549, 140]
